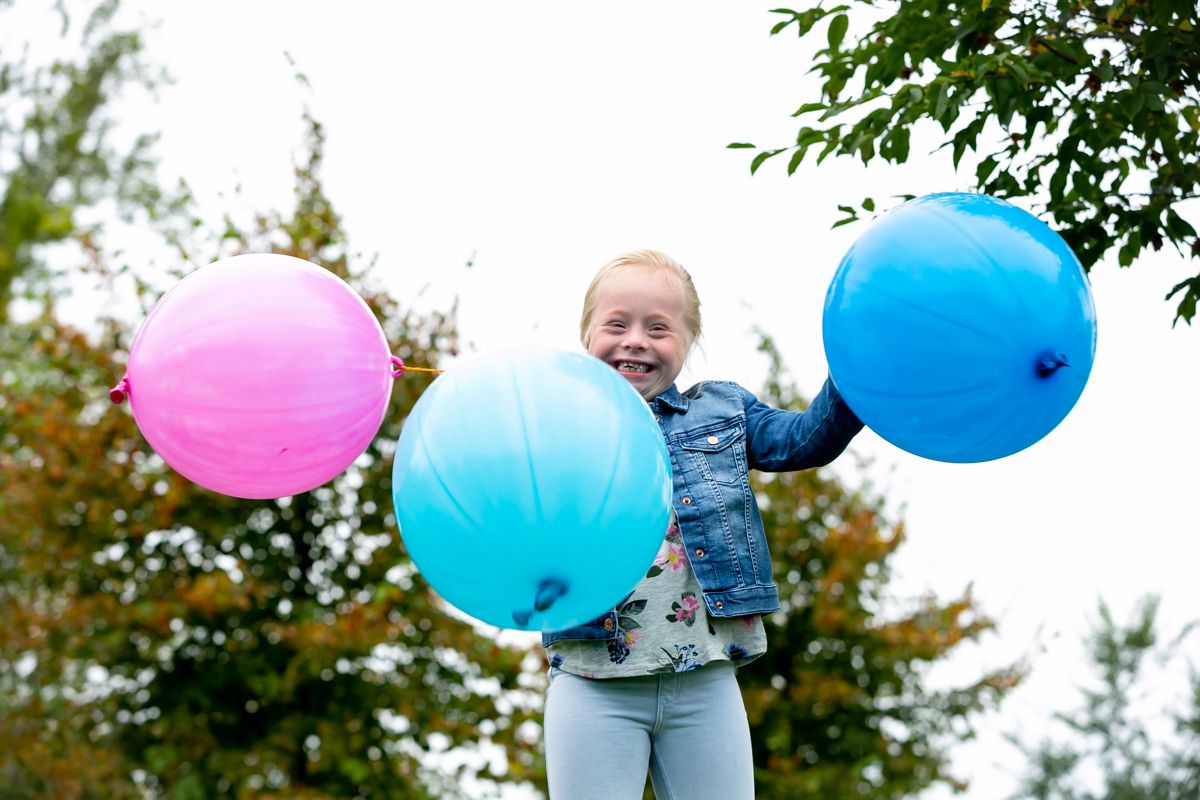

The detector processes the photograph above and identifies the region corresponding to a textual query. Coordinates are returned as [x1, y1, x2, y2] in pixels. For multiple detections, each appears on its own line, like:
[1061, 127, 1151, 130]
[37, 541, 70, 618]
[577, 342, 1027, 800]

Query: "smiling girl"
[541, 250, 864, 799]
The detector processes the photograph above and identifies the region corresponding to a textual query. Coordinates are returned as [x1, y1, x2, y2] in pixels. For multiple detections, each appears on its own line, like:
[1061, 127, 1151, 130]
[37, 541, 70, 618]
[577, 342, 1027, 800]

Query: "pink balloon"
[121, 253, 393, 499]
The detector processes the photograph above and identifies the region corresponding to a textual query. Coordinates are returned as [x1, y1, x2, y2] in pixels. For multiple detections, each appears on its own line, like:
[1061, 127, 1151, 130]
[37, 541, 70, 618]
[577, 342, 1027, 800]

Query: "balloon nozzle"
[1035, 353, 1071, 378]
[534, 577, 568, 612]
[510, 578, 569, 628]
[110, 376, 130, 404]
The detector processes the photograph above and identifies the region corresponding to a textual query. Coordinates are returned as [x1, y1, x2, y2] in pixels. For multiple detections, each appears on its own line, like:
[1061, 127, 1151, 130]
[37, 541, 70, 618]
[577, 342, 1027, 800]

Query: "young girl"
[541, 250, 863, 799]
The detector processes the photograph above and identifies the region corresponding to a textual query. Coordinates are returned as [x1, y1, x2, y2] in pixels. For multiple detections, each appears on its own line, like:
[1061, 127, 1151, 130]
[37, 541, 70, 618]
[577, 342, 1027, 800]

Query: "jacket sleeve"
[736, 377, 863, 472]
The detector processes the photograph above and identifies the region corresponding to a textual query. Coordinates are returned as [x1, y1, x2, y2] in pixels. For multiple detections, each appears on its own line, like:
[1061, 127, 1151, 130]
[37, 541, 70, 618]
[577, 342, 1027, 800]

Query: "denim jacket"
[542, 377, 863, 646]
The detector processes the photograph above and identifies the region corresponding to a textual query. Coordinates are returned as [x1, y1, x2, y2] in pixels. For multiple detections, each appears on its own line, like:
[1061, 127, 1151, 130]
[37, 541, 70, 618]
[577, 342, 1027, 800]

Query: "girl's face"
[586, 266, 690, 401]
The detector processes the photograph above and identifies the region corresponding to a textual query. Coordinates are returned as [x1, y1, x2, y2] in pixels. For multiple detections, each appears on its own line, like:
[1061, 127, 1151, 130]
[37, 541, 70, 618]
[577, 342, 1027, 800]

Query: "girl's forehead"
[597, 265, 686, 303]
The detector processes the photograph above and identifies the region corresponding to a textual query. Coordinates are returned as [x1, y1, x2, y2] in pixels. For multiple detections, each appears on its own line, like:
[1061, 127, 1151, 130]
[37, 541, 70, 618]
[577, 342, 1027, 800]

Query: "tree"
[0, 0, 185, 322]
[1010, 596, 1200, 799]
[0, 118, 546, 798]
[737, 335, 1022, 799]
[0, 5, 545, 796]
[733, 1, 1200, 324]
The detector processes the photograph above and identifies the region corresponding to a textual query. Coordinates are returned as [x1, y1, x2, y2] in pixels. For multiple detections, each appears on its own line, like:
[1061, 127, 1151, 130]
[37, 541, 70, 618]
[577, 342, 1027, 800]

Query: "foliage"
[736, 335, 1022, 799]
[733, 1, 1200, 324]
[0, 0, 187, 322]
[0, 5, 545, 796]
[1010, 596, 1200, 800]
[0, 115, 546, 799]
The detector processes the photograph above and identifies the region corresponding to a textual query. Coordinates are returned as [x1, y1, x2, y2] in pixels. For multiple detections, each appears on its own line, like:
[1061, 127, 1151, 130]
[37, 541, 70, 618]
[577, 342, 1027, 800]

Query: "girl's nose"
[622, 329, 648, 349]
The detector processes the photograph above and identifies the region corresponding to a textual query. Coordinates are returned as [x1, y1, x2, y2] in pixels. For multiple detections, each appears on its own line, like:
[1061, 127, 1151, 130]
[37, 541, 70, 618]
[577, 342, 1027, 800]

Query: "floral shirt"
[544, 513, 767, 678]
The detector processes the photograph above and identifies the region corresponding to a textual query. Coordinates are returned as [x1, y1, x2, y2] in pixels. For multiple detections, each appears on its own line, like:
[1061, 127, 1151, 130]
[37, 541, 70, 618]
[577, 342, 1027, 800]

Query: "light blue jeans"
[543, 661, 754, 799]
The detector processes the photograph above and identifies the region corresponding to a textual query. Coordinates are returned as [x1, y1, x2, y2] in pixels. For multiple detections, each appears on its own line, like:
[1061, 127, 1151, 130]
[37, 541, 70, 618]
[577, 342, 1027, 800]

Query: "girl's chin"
[624, 376, 664, 400]
[610, 366, 664, 398]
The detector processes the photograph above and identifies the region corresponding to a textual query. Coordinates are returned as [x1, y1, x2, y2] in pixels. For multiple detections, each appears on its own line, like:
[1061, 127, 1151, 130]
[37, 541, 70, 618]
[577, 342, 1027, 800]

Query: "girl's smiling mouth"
[614, 360, 654, 374]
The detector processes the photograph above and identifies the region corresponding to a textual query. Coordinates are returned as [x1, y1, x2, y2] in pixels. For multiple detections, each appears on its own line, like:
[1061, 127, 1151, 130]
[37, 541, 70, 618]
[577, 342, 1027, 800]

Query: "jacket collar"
[651, 384, 689, 414]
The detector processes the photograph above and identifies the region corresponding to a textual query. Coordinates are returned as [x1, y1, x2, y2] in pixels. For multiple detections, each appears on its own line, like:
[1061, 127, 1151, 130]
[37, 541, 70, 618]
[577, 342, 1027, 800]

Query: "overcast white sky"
[13, 2, 1200, 797]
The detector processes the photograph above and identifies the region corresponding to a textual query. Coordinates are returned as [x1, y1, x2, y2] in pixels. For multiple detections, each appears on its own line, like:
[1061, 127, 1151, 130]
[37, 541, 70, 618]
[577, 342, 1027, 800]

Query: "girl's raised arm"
[737, 379, 863, 472]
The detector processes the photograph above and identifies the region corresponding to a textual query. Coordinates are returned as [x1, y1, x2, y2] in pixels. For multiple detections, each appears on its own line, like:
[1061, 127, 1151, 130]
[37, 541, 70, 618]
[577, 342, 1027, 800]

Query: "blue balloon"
[823, 193, 1097, 463]
[391, 346, 672, 632]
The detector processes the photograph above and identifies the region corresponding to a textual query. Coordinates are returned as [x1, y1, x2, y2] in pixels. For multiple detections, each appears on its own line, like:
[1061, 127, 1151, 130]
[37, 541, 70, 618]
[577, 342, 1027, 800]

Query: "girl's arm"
[737, 378, 863, 472]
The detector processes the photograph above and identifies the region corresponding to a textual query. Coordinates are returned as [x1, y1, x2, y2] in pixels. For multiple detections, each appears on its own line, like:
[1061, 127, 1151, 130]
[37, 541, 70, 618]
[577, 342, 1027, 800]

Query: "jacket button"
[681, 497, 692, 505]
[603, 617, 614, 631]
[694, 548, 705, 557]
[707, 435, 719, 445]
[715, 601, 724, 609]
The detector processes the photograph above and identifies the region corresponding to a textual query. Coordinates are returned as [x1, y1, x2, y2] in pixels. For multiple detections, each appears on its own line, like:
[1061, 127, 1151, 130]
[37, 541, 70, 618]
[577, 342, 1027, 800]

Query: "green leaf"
[953, 17, 982, 43]
[1165, 211, 1197, 240]
[1128, 90, 1146, 119]
[827, 14, 849, 50]
[882, 126, 910, 162]
[952, 131, 974, 168]
[976, 155, 999, 185]
[833, 204, 858, 228]
[862, 197, 875, 212]
[795, 126, 825, 146]
[787, 146, 809, 175]
[1177, 291, 1196, 325]
[816, 137, 840, 164]
[1004, 55, 1031, 86]
[1167, 278, 1198, 325]
[931, 82, 950, 124]
[792, 101, 828, 117]
[1118, 240, 1138, 267]
[727, 142, 757, 149]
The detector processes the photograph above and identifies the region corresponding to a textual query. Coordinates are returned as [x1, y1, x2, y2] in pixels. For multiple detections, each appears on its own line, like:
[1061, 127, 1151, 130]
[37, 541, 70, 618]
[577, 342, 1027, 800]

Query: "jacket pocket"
[680, 421, 747, 487]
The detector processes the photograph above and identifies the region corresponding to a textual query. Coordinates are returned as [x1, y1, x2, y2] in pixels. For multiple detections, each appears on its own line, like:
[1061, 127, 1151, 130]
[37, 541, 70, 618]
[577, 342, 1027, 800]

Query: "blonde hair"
[580, 249, 702, 349]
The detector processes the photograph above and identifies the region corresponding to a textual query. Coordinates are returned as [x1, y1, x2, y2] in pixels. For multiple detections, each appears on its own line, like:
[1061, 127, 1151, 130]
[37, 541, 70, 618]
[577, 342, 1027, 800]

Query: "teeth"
[616, 361, 651, 373]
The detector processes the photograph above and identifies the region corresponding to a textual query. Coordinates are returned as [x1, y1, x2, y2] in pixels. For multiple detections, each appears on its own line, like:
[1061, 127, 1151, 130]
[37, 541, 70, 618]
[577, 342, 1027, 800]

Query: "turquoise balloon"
[391, 346, 672, 632]
[823, 193, 1097, 462]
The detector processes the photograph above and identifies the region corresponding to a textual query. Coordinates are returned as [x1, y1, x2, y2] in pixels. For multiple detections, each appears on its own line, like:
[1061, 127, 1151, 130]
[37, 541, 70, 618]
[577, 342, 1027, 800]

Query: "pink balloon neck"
[110, 376, 130, 404]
